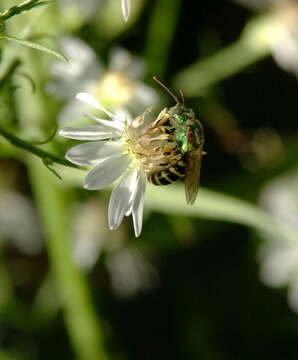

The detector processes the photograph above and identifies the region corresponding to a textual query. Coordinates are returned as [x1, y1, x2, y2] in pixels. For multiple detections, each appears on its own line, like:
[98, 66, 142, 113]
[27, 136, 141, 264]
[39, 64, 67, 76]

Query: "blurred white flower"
[235, 0, 298, 78]
[47, 37, 157, 124]
[258, 171, 298, 312]
[71, 199, 107, 269]
[106, 247, 158, 298]
[0, 192, 42, 254]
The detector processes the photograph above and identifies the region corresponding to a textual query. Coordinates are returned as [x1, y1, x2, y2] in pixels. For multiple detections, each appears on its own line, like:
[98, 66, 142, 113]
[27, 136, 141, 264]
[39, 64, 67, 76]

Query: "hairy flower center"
[122, 111, 183, 174]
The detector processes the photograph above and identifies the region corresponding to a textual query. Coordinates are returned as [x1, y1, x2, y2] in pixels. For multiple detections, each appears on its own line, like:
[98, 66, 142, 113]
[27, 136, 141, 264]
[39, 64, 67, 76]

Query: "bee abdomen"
[148, 159, 186, 186]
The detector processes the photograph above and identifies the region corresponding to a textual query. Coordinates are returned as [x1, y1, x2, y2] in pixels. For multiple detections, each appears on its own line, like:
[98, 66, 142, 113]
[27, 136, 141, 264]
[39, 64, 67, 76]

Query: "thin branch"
[0, 125, 81, 169]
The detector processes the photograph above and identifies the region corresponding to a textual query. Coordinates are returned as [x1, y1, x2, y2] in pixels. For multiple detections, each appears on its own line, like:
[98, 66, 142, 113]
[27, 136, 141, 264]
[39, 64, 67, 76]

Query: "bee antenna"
[153, 76, 180, 105]
[179, 89, 185, 105]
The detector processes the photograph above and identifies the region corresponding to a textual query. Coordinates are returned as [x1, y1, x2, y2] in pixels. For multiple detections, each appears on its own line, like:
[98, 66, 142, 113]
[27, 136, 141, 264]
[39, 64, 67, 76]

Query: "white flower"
[59, 92, 149, 237]
[258, 171, 298, 312]
[106, 246, 158, 298]
[47, 37, 157, 124]
[0, 192, 42, 254]
[235, 0, 298, 78]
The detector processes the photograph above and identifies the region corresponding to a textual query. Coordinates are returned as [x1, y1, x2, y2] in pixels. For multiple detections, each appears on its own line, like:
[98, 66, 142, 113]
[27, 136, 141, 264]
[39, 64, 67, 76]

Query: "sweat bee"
[147, 77, 205, 205]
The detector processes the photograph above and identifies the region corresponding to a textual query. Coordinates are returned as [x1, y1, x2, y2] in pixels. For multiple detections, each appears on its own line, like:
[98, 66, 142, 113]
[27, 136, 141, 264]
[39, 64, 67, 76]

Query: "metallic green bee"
[148, 77, 205, 205]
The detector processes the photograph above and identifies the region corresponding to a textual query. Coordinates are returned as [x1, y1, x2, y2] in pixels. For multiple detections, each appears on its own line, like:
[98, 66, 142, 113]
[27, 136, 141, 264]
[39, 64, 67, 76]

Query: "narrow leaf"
[0, 34, 67, 62]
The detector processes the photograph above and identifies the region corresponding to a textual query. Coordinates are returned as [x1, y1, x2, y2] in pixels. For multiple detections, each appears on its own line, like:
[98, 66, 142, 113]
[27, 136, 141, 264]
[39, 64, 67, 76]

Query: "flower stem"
[27, 155, 108, 360]
[173, 15, 273, 95]
[0, 125, 80, 169]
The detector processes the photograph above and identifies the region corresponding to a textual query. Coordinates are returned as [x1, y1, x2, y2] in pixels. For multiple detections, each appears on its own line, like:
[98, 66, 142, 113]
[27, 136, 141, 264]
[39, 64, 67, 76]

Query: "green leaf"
[0, 34, 68, 62]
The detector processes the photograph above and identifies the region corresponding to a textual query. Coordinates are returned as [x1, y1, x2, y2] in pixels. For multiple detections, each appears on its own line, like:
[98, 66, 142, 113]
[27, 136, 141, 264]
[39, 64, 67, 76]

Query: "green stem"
[0, 125, 80, 169]
[27, 155, 108, 360]
[173, 15, 273, 95]
[144, 0, 182, 77]
[0, 0, 42, 21]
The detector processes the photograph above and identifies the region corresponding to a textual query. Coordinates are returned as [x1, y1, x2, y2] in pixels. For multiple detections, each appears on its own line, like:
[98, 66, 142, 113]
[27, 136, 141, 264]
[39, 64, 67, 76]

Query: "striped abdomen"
[148, 158, 186, 186]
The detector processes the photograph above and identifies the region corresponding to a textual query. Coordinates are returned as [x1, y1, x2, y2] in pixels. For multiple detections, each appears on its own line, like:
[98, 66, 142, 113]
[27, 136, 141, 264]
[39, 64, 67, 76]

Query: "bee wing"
[184, 143, 204, 205]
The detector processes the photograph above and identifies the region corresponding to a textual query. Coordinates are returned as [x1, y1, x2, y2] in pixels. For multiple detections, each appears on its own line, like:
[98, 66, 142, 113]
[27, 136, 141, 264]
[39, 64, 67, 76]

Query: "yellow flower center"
[95, 72, 136, 106]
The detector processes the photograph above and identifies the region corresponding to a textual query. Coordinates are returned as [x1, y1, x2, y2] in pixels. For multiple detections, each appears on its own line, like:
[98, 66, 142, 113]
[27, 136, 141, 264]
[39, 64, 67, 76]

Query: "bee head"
[153, 76, 204, 153]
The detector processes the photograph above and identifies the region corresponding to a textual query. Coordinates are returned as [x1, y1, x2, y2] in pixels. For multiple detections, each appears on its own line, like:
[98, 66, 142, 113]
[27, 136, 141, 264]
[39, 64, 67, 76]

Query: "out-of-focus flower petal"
[273, 28, 298, 77]
[106, 247, 159, 298]
[121, 0, 131, 21]
[109, 47, 144, 78]
[48, 37, 103, 99]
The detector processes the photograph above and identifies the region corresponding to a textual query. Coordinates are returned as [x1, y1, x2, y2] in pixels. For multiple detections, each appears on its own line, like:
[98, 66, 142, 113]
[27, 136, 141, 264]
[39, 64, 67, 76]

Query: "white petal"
[66, 141, 124, 166]
[114, 107, 133, 126]
[76, 92, 116, 120]
[121, 0, 131, 22]
[84, 154, 131, 190]
[132, 170, 147, 237]
[59, 126, 119, 140]
[108, 167, 138, 230]
[85, 114, 124, 131]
